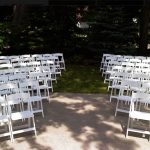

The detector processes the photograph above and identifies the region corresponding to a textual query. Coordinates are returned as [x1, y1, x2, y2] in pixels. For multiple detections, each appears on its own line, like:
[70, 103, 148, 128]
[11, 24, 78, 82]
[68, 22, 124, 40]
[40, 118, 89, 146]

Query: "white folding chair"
[19, 80, 44, 117]
[47, 56, 61, 76]
[29, 72, 50, 102]
[126, 92, 150, 141]
[46, 60, 57, 82]
[6, 92, 37, 142]
[115, 80, 141, 116]
[52, 53, 66, 71]
[8, 74, 27, 84]
[37, 66, 53, 92]
[0, 96, 13, 142]
[100, 54, 113, 71]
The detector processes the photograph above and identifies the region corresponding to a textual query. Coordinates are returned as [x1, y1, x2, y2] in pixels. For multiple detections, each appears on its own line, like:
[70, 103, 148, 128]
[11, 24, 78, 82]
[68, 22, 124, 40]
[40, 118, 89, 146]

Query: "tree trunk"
[13, 6, 28, 25]
[139, 6, 150, 56]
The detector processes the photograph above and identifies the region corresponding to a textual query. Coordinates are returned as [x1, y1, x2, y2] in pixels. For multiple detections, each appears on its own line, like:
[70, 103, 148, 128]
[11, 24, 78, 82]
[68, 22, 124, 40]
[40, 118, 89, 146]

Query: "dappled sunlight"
[1, 93, 147, 150]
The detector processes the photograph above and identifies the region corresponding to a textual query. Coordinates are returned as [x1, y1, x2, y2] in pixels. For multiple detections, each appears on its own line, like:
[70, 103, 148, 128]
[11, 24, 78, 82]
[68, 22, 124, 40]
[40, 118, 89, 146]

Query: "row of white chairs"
[0, 76, 55, 142]
[0, 88, 37, 142]
[101, 54, 150, 142]
[0, 53, 66, 71]
[109, 79, 150, 141]
[100, 54, 150, 75]
[101, 59, 150, 76]
[104, 65, 150, 84]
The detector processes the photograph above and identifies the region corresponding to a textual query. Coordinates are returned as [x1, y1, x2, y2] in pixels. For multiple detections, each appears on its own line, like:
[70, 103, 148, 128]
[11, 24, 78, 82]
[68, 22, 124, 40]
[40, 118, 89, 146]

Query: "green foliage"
[16, 6, 77, 53]
[83, 6, 139, 62]
[0, 23, 11, 49]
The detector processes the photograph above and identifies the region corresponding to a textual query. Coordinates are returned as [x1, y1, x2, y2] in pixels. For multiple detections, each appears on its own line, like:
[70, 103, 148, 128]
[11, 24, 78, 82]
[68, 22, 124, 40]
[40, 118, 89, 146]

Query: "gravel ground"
[0, 93, 150, 150]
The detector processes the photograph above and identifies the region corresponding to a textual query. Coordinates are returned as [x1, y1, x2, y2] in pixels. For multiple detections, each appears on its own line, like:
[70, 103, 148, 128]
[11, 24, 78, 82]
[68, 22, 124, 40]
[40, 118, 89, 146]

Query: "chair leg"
[110, 88, 113, 102]
[115, 99, 119, 117]
[40, 100, 44, 117]
[126, 117, 130, 138]
[32, 117, 37, 137]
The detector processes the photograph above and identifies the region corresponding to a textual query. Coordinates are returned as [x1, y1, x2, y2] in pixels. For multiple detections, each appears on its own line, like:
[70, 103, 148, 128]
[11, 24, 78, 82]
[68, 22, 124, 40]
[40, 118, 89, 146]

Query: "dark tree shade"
[139, 6, 150, 56]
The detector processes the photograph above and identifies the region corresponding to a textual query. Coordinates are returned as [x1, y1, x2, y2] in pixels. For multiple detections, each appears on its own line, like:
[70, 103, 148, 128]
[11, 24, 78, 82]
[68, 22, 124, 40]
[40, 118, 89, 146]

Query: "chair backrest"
[20, 67, 35, 74]
[7, 55, 19, 60]
[52, 53, 64, 61]
[43, 54, 53, 57]
[11, 58, 22, 64]
[131, 73, 150, 82]
[22, 57, 34, 63]
[12, 63, 27, 68]
[134, 63, 149, 69]
[0, 59, 10, 64]
[29, 72, 47, 80]
[142, 59, 150, 64]
[134, 56, 146, 60]
[129, 59, 141, 63]
[120, 80, 141, 89]
[6, 92, 31, 112]
[27, 61, 41, 67]
[0, 83, 19, 94]
[20, 54, 30, 59]
[36, 57, 47, 61]
[0, 76, 9, 84]
[133, 68, 142, 74]
[123, 55, 134, 59]
[121, 62, 135, 67]
[0, 56, 8, 60]
[46, 56, 58, 62]
[141, 82, 150, 92]
[0, 64, 12, 69]
[9, 74, 27, 83]
[31, 54, 42, 58]
[130, 92, 150, 112]
[111, 66, 122, 72]
[117, 58, 128, 63]
[19, 80, 40, 96]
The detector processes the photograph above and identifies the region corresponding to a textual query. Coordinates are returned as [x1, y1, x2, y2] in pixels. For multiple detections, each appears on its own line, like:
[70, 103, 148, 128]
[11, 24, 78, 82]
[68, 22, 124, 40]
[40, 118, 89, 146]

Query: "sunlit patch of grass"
[53, 65, 110, 94]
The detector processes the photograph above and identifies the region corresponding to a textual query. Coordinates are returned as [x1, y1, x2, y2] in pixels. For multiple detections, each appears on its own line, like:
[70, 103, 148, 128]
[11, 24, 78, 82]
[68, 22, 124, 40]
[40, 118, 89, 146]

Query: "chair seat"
[117, 95, 131, 101]
[20, 87, 32, 92]
[112, 85, 127, 90]
[23, 96, 42, 102]
[11, 111, 34, 120]
[0, 115, 8, 123]
[32, 85, 48, 90]
[129, 111, 150, 121]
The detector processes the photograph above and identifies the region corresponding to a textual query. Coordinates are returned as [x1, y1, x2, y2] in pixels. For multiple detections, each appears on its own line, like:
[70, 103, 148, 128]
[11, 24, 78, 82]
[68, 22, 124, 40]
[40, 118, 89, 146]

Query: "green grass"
[53, 65, 110, 93]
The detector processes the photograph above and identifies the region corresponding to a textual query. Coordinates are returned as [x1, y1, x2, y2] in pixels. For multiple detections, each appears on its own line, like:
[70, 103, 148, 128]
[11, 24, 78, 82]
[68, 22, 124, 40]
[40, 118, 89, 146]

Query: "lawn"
[53, 65, 110, 93]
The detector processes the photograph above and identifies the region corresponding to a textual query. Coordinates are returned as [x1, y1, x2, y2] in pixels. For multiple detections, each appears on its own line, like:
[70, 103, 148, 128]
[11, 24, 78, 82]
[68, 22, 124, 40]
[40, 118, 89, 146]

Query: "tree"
[139, 6, 150, 56]
[85, 6, 138, 64]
